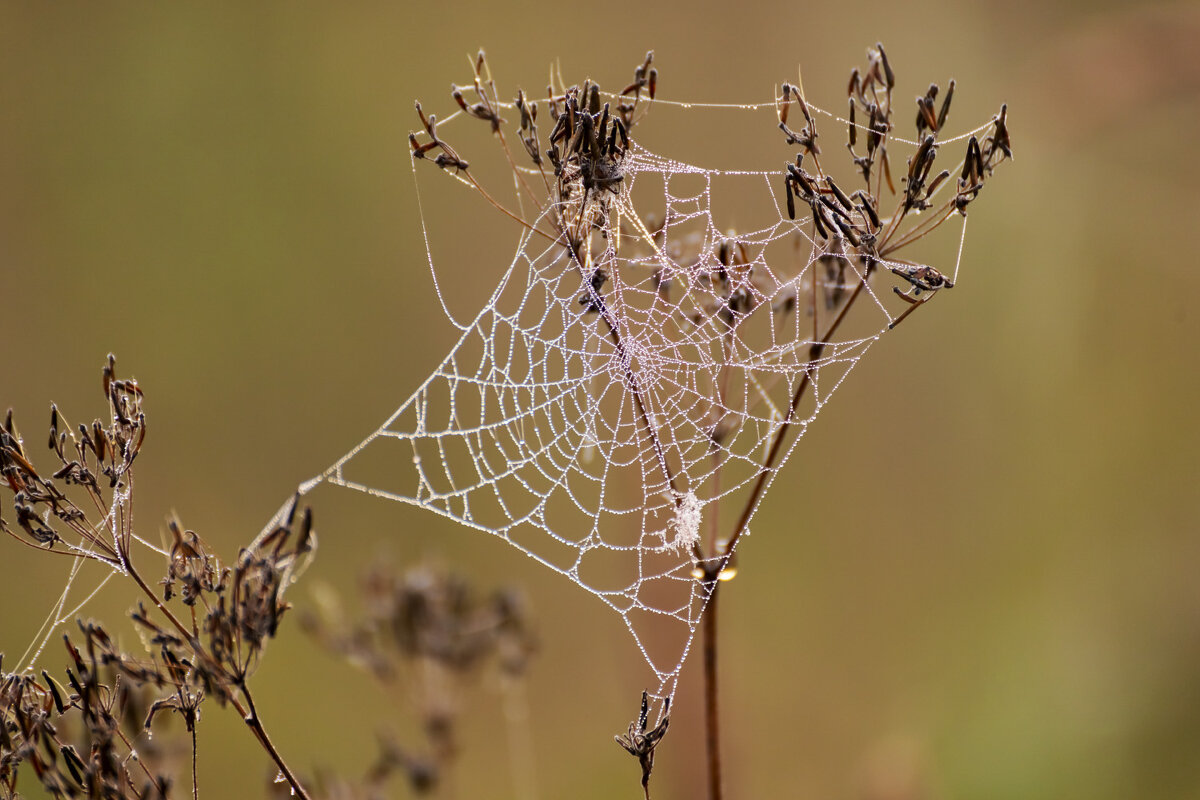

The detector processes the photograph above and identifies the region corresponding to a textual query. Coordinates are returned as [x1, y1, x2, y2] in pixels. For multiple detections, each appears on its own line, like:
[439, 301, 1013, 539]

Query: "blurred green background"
[2, 1, 1198, 798]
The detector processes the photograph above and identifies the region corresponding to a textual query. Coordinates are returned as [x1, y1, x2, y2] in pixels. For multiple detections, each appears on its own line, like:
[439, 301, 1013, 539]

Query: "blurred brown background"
[2, 1, 1198, 798]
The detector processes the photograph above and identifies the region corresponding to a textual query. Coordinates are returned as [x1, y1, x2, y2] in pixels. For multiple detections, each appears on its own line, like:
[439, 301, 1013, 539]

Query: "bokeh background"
[2, 2, 1198, 798]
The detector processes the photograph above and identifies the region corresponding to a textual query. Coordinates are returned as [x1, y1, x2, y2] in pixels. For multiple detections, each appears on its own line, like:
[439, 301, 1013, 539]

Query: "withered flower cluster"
[409, 50, 657, 314]
[402, 46, 1010, 800]
[302, 562, 537, 797]
[1, 354, 145, 563]
[1, 635, 180, 799]
[614, 690, 671, 800]
[781, 43, 1011, 326]
[1, 357, 316, 799]
[132, 501, 314, 705]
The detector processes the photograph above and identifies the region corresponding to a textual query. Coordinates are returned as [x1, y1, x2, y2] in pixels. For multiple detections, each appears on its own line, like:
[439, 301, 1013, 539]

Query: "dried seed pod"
[847, 96, 857, 148]
[877, 42, 895, 89]
[937, 79, 955, 130]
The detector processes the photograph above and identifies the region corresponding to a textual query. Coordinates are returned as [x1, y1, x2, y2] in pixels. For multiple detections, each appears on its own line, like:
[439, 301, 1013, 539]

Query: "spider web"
[259, 75, 990, 701]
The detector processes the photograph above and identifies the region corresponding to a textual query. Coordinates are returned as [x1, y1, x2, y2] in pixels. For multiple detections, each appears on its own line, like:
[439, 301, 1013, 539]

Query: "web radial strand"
[260, 93, 972, 697]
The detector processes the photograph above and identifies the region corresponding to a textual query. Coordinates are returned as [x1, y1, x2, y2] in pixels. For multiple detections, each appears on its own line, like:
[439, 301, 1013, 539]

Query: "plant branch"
[124, 553, 313, 800]
[239, 682, 313, 800]
[722, 267, 871, 562]
[702, 578, 723, 800]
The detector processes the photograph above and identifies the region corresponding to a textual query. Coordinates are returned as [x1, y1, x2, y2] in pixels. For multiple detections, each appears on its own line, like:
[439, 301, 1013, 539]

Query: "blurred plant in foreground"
[300, 561, 537, 798]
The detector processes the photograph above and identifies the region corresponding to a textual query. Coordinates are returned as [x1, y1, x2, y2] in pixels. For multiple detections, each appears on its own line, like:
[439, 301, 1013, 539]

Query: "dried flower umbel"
[405, 44, 1010, 800]
[1, 356, 316, 798]
[1, 354, 145, 562]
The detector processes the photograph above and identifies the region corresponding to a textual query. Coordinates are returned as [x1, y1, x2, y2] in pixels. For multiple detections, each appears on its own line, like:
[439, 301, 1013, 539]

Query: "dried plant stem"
[723, 268, 870, 561]
[604, 319, 680, 498]
[191, 727, 199, 800]
[239, 683, 313, 800]
[881, 201, 954, 254]
[699, 269, 879, 800]
[458, 127, 683, 507]
[109, 714, 162, 787]
[492, 127, 544, 212]
[126, 558, 191, 638]
[702, 578, 723, 800]
[125, 555, 314, 800]
[562, 231, 683, 504]
[462, 171, 558, 244]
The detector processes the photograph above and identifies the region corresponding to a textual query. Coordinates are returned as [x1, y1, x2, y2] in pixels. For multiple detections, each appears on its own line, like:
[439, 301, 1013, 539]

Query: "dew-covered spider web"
[257, 53, 1005, 701]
